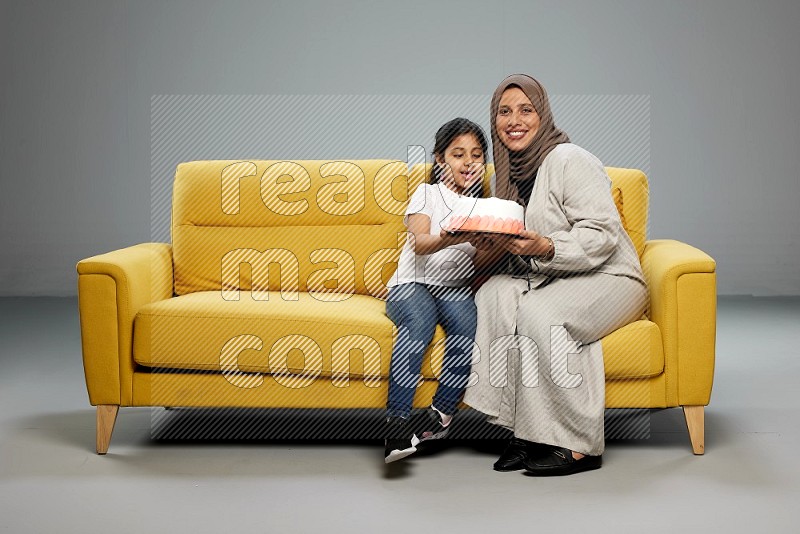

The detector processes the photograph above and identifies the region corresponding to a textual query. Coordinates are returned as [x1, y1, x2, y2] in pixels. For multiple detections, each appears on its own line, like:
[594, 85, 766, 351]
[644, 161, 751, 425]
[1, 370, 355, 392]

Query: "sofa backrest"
[172, 160, 418, 297]
[605, 167, 649, 257]
[171, 160, 649, 298]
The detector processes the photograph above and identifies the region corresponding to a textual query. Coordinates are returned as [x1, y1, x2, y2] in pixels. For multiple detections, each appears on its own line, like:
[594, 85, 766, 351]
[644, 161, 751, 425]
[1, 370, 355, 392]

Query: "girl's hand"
[439, 229, 499, 251]
[439, 228, 475, 245]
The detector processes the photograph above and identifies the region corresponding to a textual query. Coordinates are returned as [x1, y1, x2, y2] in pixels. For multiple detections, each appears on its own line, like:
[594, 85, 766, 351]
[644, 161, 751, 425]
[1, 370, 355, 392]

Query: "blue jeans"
[385, 283, 477, 418]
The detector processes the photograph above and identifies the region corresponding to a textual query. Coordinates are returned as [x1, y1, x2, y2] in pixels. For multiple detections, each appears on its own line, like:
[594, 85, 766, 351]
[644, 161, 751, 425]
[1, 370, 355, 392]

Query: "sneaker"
[413, 406, 452, 443]
[384, 416, 420, 464]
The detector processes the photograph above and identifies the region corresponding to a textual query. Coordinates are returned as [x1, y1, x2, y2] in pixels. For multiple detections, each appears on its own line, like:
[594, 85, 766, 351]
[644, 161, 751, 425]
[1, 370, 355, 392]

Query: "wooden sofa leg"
[682, 405, 705, 455]
[96, 405, 119, 455]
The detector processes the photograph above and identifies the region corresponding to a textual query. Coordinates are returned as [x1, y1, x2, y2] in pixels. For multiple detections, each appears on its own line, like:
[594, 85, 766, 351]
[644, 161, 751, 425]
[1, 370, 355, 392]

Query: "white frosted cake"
[446, 196, 525, 234]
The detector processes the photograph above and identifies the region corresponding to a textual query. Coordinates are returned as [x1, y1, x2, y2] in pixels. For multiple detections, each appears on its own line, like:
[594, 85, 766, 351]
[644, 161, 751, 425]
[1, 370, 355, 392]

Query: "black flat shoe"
[522, 446, 602, 476]
[493, 438, 547, 472]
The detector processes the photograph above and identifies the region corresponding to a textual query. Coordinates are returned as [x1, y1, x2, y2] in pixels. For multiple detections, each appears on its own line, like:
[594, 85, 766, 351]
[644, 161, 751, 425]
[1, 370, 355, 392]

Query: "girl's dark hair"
[429, 117, 489, 198]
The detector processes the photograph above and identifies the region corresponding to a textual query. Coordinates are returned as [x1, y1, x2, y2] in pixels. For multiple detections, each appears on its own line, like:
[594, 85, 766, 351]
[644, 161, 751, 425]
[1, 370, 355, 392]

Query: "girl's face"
[495, 87, 541, 152]
[435, 133, 485, 194]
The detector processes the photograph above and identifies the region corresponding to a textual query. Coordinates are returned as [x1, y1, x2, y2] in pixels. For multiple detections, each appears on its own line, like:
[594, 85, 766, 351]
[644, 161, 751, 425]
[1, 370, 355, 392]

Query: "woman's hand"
[498, 229, 553, 258]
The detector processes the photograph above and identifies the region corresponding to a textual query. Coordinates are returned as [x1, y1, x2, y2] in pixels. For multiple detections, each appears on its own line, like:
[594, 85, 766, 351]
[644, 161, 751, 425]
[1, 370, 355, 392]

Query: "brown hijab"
[491, 74, 570, 206]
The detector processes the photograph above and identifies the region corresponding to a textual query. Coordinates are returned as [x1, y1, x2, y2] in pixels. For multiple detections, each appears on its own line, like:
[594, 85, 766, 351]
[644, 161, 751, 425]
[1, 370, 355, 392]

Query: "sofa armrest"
[77, 243, 173, 405]
[640, 239, 716, 406]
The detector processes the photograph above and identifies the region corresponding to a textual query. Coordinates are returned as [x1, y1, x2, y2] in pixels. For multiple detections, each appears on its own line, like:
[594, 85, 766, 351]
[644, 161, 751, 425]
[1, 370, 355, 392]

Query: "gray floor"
[1, 296, 798, 533]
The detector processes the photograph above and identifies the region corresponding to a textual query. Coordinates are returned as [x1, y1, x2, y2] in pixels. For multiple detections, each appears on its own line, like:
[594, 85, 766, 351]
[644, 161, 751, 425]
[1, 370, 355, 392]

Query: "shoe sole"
[384, 435, 421, 464]
[522, 458, 602, 477]
[493, 463, 524, 472]
[385, 446, 417, 463]
[417, 428, 449, 443]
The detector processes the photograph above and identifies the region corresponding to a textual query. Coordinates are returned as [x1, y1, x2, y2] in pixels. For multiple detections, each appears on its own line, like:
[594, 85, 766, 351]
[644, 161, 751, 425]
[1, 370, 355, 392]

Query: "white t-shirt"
[387, 183, 477, 288]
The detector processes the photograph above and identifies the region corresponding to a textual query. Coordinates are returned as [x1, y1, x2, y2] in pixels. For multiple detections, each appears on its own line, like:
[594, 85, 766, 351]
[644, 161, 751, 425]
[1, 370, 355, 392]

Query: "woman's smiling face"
[496, 86, 541, 152]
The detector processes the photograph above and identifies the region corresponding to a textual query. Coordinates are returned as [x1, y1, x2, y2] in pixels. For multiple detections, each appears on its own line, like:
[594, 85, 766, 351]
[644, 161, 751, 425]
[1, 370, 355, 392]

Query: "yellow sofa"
[77, 159, 716, 455]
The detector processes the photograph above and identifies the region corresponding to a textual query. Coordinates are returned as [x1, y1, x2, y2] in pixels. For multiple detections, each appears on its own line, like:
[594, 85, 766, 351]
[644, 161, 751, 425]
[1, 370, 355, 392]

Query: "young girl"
[384, 118, 489, 463]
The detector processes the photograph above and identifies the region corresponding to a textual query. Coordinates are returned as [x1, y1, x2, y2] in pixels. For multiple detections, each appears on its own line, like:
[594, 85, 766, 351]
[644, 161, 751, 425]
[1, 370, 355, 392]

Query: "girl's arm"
[407, 213, 473, 255]
[429, 229, 506, 273]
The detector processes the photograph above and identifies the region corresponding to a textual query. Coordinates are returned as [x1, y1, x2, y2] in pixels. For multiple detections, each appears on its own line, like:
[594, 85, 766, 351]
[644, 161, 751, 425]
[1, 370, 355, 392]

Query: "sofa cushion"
[601, 319, 664, 379]
[172, 223, 405, 300]
[133, 291, 448, 381]
[172, 160, 420, 296]
[134, 292, 663, 382]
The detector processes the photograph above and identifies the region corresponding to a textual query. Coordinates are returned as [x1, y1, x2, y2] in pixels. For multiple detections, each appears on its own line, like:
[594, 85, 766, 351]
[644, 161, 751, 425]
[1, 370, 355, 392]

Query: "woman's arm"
[497, 148, 619, 273]
[538, 148, 619, 272]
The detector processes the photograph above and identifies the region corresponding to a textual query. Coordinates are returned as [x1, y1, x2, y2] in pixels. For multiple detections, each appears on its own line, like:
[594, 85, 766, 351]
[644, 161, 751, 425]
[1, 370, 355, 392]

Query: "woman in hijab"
[462, 74, 647, 476]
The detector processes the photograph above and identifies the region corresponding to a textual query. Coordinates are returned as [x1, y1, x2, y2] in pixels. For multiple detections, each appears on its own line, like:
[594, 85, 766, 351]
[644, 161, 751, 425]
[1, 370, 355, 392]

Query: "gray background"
[1, 0, 798, 296]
